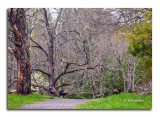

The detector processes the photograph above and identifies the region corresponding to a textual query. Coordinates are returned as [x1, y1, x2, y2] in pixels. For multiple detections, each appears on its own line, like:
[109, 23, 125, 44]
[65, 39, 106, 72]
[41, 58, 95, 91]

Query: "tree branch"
[55, 83, 72, 90]
[32, 75, 43, 95]
[54, 64, 104, 85]
[32, 84, 49, 91]
[54, 8, 63, 30]
[8, 47, 16, 56]
[30, 37, 49, 59]
[32, 68, 50, 76]
[43, 8, 54, 40]
[8, 80, 17, 88]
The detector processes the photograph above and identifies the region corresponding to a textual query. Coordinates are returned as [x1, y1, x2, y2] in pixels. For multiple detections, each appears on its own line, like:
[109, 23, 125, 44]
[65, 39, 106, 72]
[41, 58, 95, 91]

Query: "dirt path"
[21, 99, 90, 109]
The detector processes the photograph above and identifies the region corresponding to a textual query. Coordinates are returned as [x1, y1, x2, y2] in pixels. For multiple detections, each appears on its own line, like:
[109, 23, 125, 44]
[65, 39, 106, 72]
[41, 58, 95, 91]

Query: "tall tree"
[8, 8, 31, 94]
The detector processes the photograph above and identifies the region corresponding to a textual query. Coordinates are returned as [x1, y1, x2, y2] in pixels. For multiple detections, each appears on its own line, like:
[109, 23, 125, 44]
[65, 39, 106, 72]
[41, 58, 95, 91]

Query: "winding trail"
[21, 99, 90, 109]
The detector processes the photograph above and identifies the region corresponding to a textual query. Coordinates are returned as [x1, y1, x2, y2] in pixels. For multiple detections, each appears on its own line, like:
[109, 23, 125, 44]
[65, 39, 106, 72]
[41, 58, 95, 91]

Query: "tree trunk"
[43, 8, 56, 95]
[90, 75, 96, 99]
[127, 55, 132, 92]
[99, 69, 104, 98]
[76, 75, 80, 97]
[8, 8, 31, 94]
[122, 64, 126, 92]
[132, 58, 136, 91]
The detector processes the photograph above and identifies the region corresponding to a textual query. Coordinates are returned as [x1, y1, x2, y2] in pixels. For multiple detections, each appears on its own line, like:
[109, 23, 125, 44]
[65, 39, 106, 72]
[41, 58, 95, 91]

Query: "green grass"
[75, 93, 152, 109]
[8, 93, 57, 109]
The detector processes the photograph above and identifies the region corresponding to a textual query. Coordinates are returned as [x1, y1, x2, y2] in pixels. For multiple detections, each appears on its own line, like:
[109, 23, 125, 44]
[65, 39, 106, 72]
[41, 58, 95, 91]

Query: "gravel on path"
[21, 99, 91, 109]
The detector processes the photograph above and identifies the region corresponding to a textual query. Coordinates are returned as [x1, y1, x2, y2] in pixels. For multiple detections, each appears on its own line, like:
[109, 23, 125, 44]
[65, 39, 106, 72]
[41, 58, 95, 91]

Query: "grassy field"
[8, 93, 63, 109]
[75, 93, 152, 109]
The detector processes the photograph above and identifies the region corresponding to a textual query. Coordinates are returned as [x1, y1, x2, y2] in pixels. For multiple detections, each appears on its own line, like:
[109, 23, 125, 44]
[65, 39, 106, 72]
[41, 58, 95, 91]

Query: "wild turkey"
[59, 90, 70, 97]
[112, 89, 122, 94]
[128, 88, 136, 93]
[49, 86, 58, 96]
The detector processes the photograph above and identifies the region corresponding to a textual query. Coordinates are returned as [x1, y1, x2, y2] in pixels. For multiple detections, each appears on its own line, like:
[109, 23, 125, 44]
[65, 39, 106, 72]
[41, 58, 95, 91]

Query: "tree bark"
[90, 75, 96, 99]
[8, 8, 31, 94]
[43, 9, 55, 88]
[127, 55, 132, 92]
[99, 70, 104, 98]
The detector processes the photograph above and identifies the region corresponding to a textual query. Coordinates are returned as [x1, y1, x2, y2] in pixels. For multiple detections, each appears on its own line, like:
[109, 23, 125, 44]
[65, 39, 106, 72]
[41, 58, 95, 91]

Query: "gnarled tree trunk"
[8, 8, 31, 94]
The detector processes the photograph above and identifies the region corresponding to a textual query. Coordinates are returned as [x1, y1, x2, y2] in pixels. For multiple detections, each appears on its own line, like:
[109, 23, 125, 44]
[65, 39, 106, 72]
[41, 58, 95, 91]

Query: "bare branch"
[55, 83, 72, 90]
[54, 64, 104, 84]
[8, 80, 17, 88]
[8, 47, 16, 56]
[9, 38, 21, 46]
[43, 8, 54, 40]
[32, 68, 50, 76]
[54, 8, 63, 29]
[30, 37, 49, 59]
[32, 84, 48, 91]
[32, 75, 43, 95]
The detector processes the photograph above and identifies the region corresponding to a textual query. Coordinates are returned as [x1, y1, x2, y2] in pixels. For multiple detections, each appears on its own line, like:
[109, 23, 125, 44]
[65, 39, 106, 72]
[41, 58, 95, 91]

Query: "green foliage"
[103, 68, 124, 95]
[8, 93, 52, 109]
[134, 61, 145, 83]
[75, 93, 152, 109]
[121, 9, 152, 81]
[141, 57, 152, 81]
